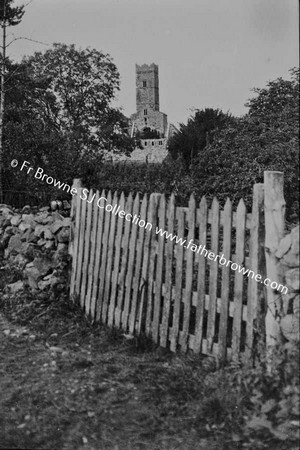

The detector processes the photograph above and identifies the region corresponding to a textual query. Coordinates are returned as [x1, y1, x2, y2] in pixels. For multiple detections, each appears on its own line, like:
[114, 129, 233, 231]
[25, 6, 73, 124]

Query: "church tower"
[130, 63, 167, 137]
[136, 63, 160, 113]
[105, 63, 178, 163]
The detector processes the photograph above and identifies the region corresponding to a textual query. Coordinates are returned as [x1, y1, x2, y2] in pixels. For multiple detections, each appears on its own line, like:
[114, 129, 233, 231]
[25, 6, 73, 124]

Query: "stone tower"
[104, 63, 178, 163]
[136, 63, 159, 113]
[130, 63, 167, 137]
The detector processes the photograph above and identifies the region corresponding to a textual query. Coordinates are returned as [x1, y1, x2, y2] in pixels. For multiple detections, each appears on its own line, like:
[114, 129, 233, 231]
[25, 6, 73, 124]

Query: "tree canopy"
[23, 43, 133, 153]
[0, 0, 24, 26]
[189, 68, 299, 222]
[3, 44, 135, 195]
[0, 0, 25, 201]
[168, 108, 233, 165]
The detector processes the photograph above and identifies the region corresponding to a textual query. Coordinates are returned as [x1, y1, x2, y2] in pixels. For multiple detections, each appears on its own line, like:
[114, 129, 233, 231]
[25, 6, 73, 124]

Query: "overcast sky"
[11, 0, 299, 125]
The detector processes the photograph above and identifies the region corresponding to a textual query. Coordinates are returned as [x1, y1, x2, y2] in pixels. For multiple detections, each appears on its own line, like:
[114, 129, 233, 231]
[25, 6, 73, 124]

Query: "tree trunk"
[0, 9, 6, 204]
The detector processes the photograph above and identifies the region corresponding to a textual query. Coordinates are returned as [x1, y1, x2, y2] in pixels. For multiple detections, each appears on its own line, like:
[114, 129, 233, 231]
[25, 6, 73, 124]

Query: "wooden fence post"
[69, 178, 82, 298]
[264, 171, 286, 349]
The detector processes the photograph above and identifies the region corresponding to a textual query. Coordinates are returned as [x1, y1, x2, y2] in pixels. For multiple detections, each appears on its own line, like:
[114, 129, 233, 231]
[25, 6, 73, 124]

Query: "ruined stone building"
[107, 63, 177, 163]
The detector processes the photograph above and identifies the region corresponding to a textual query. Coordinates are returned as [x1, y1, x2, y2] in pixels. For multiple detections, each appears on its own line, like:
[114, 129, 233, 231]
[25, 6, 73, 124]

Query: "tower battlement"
[135, 63, 158, 71]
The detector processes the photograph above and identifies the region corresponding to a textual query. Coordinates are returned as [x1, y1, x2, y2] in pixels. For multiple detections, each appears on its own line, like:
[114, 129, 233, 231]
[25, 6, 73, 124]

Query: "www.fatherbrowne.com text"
[155, 228, 288, 294]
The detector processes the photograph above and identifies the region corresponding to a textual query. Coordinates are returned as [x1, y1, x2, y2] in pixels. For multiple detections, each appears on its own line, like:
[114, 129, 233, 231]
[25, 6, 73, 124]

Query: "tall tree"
[23, 43, 134, 156]
[0, 0, 24, 201]
[3, 44, 135, 197]
[191, 69, 299, 222]
[3, 60, 72, 194]
[168, 108, 233, 166]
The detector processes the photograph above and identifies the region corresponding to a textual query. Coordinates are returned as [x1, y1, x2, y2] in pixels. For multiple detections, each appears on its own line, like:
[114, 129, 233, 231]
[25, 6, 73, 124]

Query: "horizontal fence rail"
[69, 179, 265, 362]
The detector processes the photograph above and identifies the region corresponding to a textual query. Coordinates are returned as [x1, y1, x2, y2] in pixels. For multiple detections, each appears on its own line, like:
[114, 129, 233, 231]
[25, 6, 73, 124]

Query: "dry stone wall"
[0, 202, 71, 295]
[276, 225, 300, 342]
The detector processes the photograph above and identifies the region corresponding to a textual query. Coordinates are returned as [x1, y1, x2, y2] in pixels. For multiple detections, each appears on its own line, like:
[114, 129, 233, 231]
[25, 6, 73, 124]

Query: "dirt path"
[0, 307, 221, 450]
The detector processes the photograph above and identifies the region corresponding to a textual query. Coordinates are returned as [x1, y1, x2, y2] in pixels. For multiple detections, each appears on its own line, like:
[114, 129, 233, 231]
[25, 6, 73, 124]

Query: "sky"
[10, 0, 299, 126]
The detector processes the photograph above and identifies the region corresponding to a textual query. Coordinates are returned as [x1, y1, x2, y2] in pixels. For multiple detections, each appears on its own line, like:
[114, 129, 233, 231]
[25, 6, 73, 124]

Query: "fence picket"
[114, 193, 133, 327]
[232, 199, 246, 359]
[109, 193, 125, 326]
[136, 195, 152, 334]
[181, 194, 196, 352]
[80, 189, 94, 312]
[102, 191, 119, 324]
[160, 193, 175, 348]
[145, 194, 160, 335]
[85, 190, 100, 316]
[90, 190, 106, 320]
[194, 196, 208, 353]
[218, 198, 232, 361]
[153, 194, 166, 344]
[95, 191, 112, 321]
[75, 191, 88, 307]
[70, 180, 82, 298]
[129, 194, 148, 333]
[122, 193, 140, 330]
[170, 207, 184, 352]
[206, 197, 219, 353]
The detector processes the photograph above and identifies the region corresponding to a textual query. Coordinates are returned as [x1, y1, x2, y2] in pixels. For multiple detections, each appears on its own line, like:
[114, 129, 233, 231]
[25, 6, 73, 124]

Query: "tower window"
[144, 109, 147, 115]
[143, 80, 147, 87]
[144, 118, 147, 125]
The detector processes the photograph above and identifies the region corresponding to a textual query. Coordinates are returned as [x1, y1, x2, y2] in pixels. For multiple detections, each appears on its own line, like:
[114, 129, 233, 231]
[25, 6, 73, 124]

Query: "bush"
[243, 343, 300, 447]
[193, 343, 299, 448]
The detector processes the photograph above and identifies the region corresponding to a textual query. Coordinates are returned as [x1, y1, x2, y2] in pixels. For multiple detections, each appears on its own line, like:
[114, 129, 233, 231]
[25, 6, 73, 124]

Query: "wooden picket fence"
[69, 178, 268, 362]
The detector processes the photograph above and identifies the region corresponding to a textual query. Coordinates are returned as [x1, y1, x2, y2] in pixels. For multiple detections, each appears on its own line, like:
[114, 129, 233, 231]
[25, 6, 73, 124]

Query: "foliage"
[84, 159, 191, 205]
[193, 343, 300, 449]
[3, 61, 72, 193]
[23, 43, 134, 154]
[246, 67, 299, 121]
[0, 0, 25, 201]
[241, 343, 300, 448]
[168, 108, 234, 165]
[189, 69, 299, 223]
[3, 45, 135, 199]
[0, 0, 24, 27]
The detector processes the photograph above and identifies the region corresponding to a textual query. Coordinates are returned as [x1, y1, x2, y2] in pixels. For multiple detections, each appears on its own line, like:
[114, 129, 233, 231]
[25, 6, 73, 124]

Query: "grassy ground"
[0, 267, 297, 450]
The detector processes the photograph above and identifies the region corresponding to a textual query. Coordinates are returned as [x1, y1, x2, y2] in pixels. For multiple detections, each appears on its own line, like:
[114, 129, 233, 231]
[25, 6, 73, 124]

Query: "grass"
[0, 265, 298, 450]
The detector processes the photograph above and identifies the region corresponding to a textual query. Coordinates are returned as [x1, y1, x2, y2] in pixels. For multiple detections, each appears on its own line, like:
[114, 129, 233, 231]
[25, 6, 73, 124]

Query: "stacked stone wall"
[276, 225, 300, 342]
[0, 202, 71, 294]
